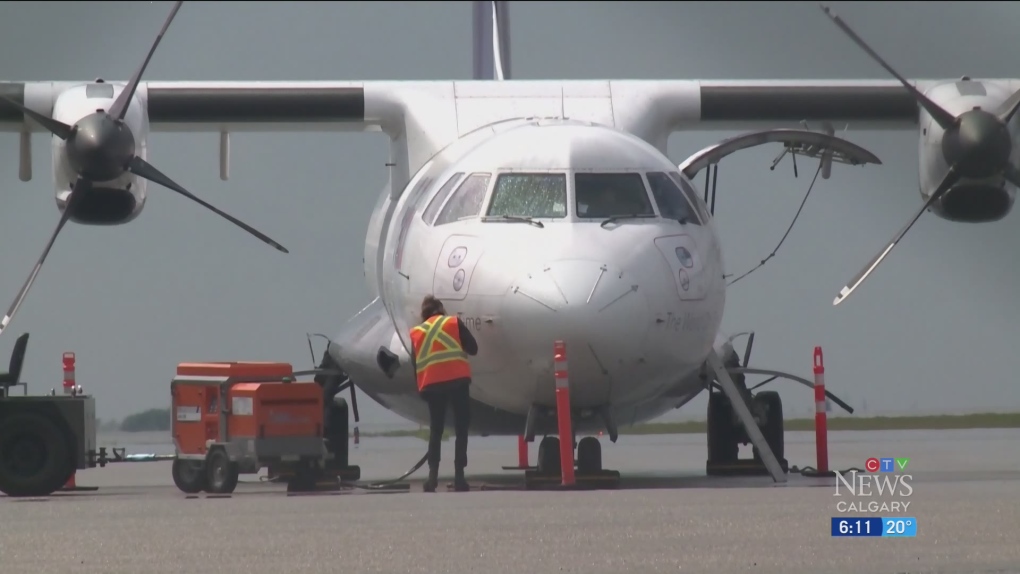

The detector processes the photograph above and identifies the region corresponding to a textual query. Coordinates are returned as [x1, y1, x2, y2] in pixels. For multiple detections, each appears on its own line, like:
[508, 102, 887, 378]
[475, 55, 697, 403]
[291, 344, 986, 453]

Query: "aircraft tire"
[576, 436, 602, 473]
[707, 390, 739, 464]
[325, 395, 350, 469]
[0, 411, 74, 497]
[537, 436, 561, 475]
[752, 391, 785, 463]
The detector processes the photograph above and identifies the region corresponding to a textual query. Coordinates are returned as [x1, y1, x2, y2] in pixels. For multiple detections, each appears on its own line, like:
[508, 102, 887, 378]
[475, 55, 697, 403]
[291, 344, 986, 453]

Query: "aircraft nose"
[500, 259, 652, 405]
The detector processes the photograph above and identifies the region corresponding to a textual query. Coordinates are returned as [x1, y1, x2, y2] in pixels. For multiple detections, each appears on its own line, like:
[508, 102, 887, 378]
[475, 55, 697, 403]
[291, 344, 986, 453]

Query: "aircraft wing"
[4, 79, 1020, 135]
[692, 79, 920, 128]
[0, 81, 404, 134]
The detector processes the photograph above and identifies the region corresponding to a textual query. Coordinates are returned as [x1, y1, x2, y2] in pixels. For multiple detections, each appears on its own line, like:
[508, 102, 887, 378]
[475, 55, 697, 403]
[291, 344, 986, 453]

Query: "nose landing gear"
[524, 415, 620, 489]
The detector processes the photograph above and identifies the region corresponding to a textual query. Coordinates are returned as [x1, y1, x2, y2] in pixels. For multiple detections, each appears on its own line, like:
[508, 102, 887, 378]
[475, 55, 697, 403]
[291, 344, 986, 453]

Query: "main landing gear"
[705, 350, 789, 478]
[706, 389, 788, 476]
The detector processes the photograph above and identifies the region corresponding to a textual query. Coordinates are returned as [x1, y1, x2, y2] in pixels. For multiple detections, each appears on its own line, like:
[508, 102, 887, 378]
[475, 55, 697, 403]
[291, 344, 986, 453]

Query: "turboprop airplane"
[1, 1, 1016, 487]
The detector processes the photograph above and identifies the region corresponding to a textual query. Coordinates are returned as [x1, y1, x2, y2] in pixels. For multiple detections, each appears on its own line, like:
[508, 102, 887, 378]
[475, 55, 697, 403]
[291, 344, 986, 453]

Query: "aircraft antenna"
[473, 1, 511, 80]
[726, 160, 824, 287]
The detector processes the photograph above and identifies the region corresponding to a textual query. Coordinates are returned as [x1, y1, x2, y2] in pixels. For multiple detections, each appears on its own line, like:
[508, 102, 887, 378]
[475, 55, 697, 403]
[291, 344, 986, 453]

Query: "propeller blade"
[0, 96, 73, 140]
[348, 379, 361, 423]
[742, 331, 755, 368]
[819, 4, 957, 130]
[0, 179, 89, 336]
[108, 0, 184, 121]
[126, 156, 288, 253]
[994, 86, 1020, 124]
[833, 166, 960, 306]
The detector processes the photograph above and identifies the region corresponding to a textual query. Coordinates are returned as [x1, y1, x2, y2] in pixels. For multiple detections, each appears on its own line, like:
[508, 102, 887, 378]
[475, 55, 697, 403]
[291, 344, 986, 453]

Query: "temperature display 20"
[831, 517, 917, 537]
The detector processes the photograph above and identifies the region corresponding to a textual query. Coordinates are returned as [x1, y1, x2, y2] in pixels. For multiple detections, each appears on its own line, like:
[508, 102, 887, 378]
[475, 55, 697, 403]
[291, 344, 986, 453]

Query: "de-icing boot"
[453, 467, 469, 492]
[423, 466, 439, 493]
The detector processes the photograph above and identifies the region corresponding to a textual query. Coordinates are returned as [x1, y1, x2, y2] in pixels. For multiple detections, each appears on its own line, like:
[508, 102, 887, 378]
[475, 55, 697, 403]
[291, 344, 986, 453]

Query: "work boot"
[423, 467, 439, 493]
[453, 467, 469, 492]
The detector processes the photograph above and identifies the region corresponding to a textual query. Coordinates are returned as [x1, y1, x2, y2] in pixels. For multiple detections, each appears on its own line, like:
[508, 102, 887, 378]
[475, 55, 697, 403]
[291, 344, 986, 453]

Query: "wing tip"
[832, 286, 852, 306]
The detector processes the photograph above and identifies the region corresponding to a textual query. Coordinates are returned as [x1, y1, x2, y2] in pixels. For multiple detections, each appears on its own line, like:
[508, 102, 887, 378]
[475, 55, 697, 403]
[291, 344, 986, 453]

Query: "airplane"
[0, 1, 1014, 487]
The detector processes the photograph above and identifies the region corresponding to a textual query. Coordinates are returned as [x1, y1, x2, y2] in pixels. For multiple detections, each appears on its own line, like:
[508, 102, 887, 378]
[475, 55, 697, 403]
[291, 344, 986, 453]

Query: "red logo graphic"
[865, 457, 880, 472]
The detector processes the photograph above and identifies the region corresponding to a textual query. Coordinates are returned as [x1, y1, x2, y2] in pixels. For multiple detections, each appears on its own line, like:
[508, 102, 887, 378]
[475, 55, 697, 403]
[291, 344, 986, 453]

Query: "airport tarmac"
[2, 429, 1019, 574]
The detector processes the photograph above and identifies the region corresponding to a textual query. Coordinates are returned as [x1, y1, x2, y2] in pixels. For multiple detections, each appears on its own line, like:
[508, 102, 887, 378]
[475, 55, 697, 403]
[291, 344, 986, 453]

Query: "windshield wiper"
[486, 215, 545, 228]
[600, 213, 656, 228]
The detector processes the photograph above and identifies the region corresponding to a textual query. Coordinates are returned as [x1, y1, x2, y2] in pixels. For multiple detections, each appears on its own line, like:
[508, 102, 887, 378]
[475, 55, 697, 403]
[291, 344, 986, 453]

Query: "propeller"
[0, 0, 288, 337]
[821, 4, 1020, 306]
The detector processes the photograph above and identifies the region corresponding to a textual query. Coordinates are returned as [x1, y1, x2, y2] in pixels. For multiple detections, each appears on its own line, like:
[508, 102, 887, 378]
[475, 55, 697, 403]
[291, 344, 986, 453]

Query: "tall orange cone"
[56, 350, 98, 493]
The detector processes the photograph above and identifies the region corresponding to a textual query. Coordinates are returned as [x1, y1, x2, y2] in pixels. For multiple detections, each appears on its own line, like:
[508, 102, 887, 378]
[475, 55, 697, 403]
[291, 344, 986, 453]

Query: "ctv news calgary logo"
[833, 457, 913, 513]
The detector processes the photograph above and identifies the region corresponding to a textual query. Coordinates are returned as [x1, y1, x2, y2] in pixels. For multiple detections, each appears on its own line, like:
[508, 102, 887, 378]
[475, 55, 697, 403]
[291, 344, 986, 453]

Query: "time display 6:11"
[830, 517, 917, 537]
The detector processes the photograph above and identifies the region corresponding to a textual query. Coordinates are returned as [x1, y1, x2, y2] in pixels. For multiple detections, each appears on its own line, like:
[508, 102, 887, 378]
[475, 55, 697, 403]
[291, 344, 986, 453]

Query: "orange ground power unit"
[170, 361, 328, 494]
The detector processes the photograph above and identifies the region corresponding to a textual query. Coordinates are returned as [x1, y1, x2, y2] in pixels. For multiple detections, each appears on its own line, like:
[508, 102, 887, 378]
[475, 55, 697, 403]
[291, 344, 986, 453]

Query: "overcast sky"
[0, 1, 1018, 425]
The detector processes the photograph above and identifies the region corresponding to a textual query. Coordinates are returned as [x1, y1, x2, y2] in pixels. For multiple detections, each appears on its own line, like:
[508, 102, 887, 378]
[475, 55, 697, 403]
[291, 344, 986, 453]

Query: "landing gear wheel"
[172, 459, 206, 493]
[576, 436, 602, 473]
[752, 391, 785, 465]
[537, 436, 560, 475]
[707, 390, 739, 465]
[324, 395, 350, 470]
[0, 412, 74, 497]
[205, 449, 239, 494]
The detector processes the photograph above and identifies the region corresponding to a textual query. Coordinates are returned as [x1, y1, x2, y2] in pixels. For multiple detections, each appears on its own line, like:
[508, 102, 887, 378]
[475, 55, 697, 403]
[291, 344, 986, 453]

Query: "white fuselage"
[338, 118, 725, 433]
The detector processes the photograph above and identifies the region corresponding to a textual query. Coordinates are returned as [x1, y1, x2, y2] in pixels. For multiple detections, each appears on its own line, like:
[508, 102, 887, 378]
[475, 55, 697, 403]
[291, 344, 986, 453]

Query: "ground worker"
[409, 294, 478, 492]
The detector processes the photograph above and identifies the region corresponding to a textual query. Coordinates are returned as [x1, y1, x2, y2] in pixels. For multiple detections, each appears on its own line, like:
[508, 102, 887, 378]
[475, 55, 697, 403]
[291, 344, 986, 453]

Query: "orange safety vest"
[409, 314, 472, 392]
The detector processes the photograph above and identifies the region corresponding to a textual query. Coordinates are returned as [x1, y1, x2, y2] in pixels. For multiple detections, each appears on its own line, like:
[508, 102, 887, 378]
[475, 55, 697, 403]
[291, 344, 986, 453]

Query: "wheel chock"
[60, 472, 98, 492]
[706, 457, 790, 477]
[522, 469, 621, 490]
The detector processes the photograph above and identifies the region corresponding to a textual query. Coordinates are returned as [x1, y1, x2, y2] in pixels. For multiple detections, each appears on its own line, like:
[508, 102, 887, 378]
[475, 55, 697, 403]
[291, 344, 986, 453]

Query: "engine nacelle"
[50, 82, 148, 225]
[918, 79, 1019, 223]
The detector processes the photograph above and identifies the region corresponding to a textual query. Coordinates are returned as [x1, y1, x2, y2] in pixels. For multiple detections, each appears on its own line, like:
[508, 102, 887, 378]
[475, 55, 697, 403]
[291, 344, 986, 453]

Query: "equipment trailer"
[0, 333, 101, 498]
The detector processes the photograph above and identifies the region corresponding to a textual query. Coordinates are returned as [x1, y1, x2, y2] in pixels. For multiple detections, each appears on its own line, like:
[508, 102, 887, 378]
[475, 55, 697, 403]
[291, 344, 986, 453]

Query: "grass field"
[364, 412, 1020, 441]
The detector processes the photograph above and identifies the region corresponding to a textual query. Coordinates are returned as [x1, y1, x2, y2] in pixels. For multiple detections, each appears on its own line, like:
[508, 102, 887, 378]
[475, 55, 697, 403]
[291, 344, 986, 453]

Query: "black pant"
[422, 381, 470, 470]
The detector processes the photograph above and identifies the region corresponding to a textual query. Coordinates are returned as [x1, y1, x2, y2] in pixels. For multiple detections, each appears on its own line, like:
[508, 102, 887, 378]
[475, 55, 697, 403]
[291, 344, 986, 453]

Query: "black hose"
[260, 450, 428, 491]
[789, 464, 862, 477]
[339, 452, 428, 490]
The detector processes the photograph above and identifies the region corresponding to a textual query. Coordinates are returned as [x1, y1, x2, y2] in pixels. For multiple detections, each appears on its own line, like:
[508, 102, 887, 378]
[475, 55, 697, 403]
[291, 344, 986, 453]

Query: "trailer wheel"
[171, 459, 206, 493]
[0, 412, 74, 497]
[205, 448, 239, 494]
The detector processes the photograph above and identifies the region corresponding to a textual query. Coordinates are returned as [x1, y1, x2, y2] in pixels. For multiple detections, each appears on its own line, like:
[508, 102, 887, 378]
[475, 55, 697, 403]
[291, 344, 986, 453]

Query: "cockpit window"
[669, 171, 712, 222]
[646, 172, 700, 225]
[574, 173, 654, 218]
[435, 172, 491, 226]
[86, 83, 114, 99]
[422, 172, 465, 225]
[486, 173, 567, 218]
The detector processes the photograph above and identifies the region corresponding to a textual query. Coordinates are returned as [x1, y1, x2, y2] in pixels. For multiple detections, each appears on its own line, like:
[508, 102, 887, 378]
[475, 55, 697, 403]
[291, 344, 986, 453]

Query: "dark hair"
[421, 295, 445, 322]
